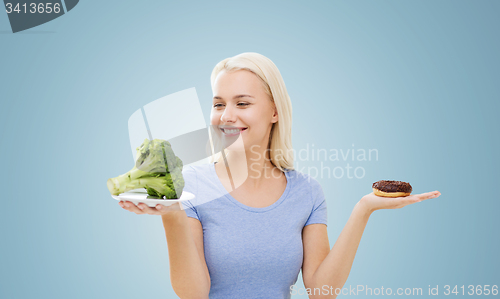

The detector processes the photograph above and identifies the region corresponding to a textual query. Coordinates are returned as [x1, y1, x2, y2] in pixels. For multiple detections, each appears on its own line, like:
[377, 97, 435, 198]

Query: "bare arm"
[302, 191, 441, 299]
[162, 211, 210, 299]
[120, 201, 210, 299]
[305, 202, 371, 299]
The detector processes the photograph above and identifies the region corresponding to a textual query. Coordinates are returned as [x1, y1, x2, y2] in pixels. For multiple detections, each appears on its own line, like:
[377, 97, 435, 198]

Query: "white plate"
[112, 190, 195, 207]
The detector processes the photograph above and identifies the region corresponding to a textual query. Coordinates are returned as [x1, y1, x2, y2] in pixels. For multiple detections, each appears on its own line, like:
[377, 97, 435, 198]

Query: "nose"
[220, 105, 236, 124]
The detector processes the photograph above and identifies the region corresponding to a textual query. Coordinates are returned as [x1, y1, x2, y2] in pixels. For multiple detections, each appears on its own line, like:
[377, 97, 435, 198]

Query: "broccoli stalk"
[107, 171, 183, 198]
[107, 139, 185, 199]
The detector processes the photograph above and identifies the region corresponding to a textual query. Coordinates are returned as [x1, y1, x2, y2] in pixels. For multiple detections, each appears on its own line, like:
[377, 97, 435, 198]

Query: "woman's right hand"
[119, 201, 184, 216]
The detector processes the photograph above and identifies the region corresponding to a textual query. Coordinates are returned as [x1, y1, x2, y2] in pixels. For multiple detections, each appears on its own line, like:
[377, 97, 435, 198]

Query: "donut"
[372, 180, 412, 197]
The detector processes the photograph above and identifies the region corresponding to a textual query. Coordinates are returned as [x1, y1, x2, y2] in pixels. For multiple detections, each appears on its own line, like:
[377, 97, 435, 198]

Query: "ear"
[271, 105, 278, 123]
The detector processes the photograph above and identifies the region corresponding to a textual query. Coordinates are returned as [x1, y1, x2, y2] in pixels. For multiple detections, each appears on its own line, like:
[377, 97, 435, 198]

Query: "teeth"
[223, 129, 240, 134]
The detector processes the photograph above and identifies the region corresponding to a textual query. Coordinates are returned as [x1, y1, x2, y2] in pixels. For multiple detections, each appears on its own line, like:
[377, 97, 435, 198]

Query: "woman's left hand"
[358, 190, 441, 213]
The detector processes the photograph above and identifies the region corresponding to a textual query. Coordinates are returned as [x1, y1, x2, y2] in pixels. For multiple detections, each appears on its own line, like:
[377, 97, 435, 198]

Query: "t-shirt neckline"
[210, 162, 292, 213]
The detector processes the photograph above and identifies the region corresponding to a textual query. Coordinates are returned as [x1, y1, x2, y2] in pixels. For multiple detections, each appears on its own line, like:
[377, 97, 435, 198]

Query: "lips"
[219, 126, 248, 136]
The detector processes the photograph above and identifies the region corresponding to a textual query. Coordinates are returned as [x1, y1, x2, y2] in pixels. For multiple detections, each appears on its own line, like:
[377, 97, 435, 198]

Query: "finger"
[137, 203, 160, 215]
[388, 194, 425, 207]
[387, 197, 417, 208]
[156, 203, 178, 212]
[162, 202, 183, 212]
[397, 196, 419, 205]
[416, 191, 441, 201]
[395, 192, 440, 206]
[122, 201, 144, 214]
[155, 204, 177, 214]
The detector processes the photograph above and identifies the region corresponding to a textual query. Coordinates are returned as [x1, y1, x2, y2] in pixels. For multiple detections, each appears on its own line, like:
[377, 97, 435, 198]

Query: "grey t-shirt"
[181, 162, 328, 299]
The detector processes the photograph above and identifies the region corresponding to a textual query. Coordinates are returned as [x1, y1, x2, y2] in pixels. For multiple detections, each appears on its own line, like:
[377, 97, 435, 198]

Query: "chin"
[225, 144, 246, 153]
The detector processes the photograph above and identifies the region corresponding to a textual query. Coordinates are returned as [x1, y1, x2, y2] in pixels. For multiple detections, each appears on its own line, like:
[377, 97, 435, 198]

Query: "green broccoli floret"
[135, 138, 182, 173]
[107, 139, 185, 199]
[144, 170, 185, 198]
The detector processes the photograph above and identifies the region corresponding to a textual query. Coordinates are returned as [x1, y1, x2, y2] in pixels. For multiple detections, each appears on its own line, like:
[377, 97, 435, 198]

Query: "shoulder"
[286, 168, 326, 210]
[180, 163, 217, 217]
[285, 168, 322, 191]
[182, 163, 212, 178]
[181, 162, 225, 200]
[181, 163, 212, 194]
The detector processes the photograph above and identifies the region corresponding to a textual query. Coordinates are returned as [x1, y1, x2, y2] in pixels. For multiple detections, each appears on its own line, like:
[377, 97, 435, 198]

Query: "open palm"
[360, 190, 441, 212]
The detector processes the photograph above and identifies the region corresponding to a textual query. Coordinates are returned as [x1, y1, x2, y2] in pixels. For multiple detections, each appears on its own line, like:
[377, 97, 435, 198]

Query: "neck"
[217, 144, 280, 190]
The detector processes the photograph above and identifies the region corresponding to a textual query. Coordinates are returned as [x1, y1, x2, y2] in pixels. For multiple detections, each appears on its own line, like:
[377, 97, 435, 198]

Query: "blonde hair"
[209, 52, 294, 171]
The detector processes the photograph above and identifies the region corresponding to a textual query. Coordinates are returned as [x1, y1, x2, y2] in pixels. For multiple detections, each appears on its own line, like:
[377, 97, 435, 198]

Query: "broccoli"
[107, 139, 185, 199]
[135, 138, 182, 173]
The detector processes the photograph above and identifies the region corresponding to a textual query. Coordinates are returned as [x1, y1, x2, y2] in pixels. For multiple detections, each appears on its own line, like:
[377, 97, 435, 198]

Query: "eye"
[213, 103, 224, 108]
[237, 102, 249, 107]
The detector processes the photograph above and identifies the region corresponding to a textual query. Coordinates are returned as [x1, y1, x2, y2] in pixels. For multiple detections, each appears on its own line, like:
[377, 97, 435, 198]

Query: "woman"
[119, 52, 441, 299]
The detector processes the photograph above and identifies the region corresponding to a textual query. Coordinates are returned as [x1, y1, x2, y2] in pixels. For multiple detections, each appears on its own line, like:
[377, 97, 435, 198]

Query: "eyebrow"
[213, 94, 254, 100]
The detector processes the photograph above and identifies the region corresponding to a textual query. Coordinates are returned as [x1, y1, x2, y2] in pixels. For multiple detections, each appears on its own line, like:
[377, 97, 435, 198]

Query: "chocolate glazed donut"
[372, 180, 412, 197]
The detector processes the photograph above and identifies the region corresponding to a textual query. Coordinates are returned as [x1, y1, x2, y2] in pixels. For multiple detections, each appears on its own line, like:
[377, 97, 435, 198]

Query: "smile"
[220, 127, 248, 136]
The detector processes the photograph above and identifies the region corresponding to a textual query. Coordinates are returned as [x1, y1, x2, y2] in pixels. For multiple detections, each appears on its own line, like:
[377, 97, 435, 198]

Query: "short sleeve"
[180, 166, 200, 221]
[304, 177, 328, 227]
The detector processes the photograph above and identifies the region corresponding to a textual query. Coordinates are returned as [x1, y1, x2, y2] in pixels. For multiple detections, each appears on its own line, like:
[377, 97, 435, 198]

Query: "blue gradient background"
[1, 1, 498, 298]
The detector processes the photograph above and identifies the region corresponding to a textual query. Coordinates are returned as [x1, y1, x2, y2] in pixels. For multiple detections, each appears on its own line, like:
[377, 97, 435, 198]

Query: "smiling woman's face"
[211, 69, 278, 153]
